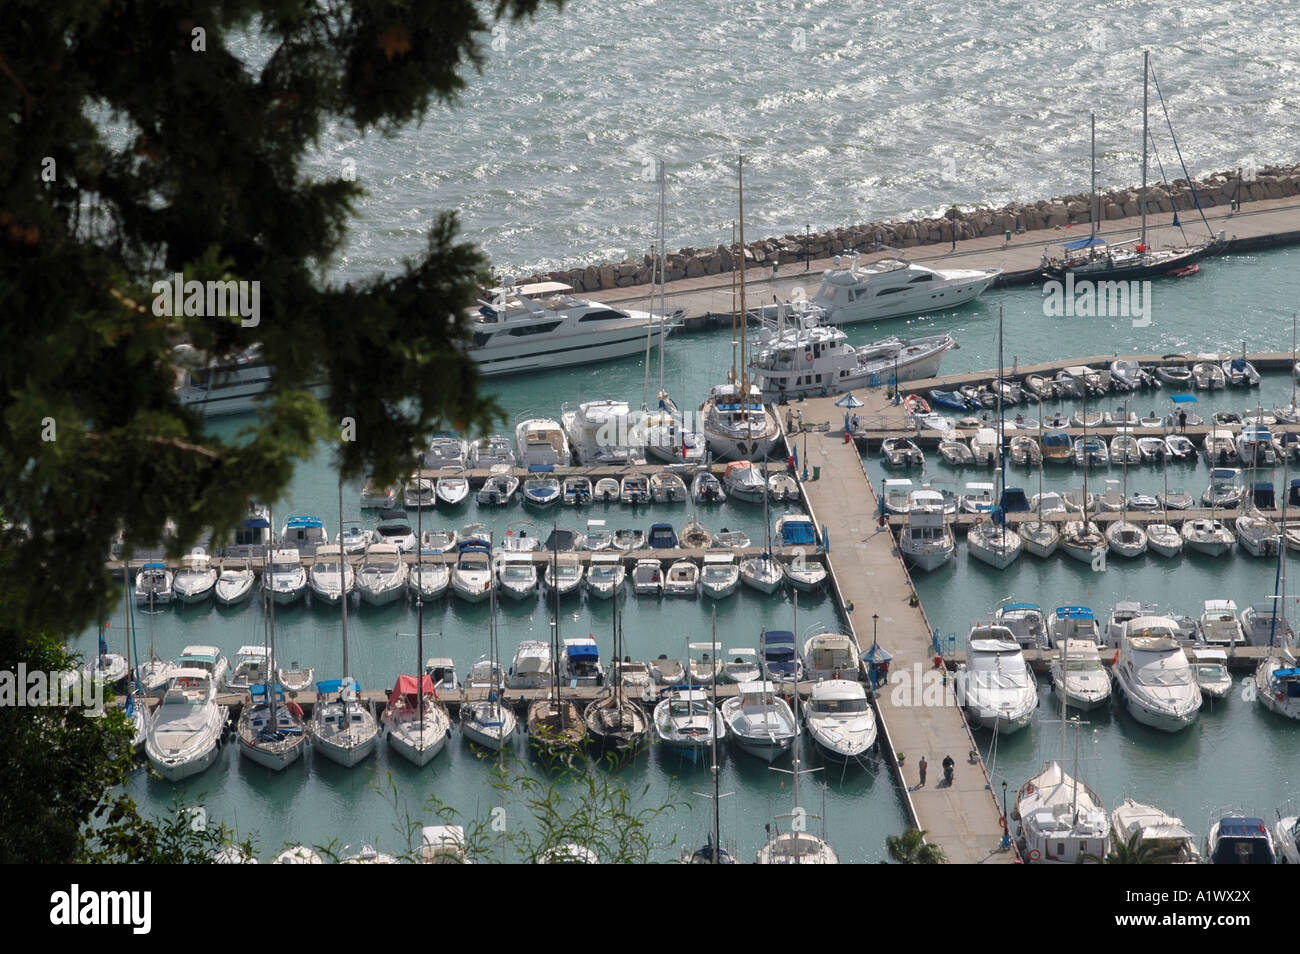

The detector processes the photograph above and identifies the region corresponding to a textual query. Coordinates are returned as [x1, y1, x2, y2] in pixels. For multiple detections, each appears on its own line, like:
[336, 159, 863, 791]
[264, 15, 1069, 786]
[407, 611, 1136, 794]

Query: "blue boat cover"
[780, 520, 817, 546]
[566, 644, 600, 660]
[1000, 488, 1030, 512]
[1055, 606, 1094, 619]
[1170, 393, 1199, 403]
[141, 562, 166, 569]
[315, 678, 363, 694]
[1273, 668, 1300, 679]
[1218, 817, 1267, 837]
[242, 517, 272, 528]
[647, 523, 678, 547]
[1061, 236, 1106, 251]
[527, 464, 555, 473]
[1042, 431, 1071, 447]
[286, 515, 323, 528]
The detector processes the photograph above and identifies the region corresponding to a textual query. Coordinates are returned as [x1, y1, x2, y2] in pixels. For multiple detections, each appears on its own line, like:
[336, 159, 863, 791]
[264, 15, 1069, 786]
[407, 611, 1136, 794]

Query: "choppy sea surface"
[241, 0, 1300, 278]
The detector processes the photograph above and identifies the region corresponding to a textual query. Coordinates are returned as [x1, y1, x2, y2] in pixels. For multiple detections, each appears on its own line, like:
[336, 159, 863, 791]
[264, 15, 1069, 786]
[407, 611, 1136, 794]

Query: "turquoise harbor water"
[74, 248, 1300, 860]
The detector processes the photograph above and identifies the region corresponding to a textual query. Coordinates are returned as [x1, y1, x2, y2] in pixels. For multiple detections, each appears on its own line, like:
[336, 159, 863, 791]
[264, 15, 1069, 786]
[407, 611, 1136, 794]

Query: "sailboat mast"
[552, 522, 563, 727]
[709, 605, 721, 864]
[997, 306, 1006, 542]
[1140, 51, 1149, 248]
[267, 510, 277, 725]
[1090, 111, 1097, 243]
[338, 480, 350, 720]
[658, 159, 667, 400]
[738, 155, 748, 395]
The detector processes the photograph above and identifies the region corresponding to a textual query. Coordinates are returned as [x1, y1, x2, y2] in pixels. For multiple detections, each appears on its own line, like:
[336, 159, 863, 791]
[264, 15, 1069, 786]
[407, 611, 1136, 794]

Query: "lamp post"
[872, 613, 879, 652]
[805, 224, 810, 271]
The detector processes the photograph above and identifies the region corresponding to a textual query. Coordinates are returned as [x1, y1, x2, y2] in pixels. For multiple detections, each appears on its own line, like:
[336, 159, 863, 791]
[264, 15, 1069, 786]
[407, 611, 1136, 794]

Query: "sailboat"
[1106, 402, 1148, 557]
[306, 480, 380, 767]
[236, 516, 308, 770]
[460, 577, 519, 750]
[1042, 68, 1219, 282]
[642, 160, 706, 465]
[1019, 428, 1060, 557]
[740, 457, 786, 592]
[685, 607, 736, 864]
[968, 307, 1023, 569]
[527, 524, 587, 756]
[1254, 454, 1300, 720]
[1060, 386, 1108, 564]
[386, 502, 451, 766]
[583, 589, 649, 752]
[1014, 635, 1110, 863]
[756, 679, 839, 864]
[700, 155, 779, 460]
[1146, 413, 1184, 556]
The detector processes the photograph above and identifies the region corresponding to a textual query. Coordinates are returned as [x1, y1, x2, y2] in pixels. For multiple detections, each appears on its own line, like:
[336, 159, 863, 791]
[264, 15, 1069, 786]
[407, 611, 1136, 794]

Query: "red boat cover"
[387, 673, 436, 706]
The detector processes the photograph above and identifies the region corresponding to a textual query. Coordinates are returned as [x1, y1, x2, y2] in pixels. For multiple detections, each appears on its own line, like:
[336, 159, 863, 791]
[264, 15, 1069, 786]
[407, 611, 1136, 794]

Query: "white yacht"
[468, 435, 516, 470]
[1112, 620, 1202, 731]
[954, 628, 1038, 733]
[236, 682, 307, 771]
[422, 436, 468, 470]
[308, 544, 354, 605]
[507, 640, 553, 689]
[1049, 639, 1111, 710]
[1110, 799, 1202, 863]
[172, 549, 218, 603]
[408, 559, 450, 602]
[898, 489, 954, 571]
[471, 280, 670, 377]
[134, 563, 174, 605]
[583, 553, 625, 599]
[700, 381, 779, 461]
[451, 541, 494, 603]
[803, 680, 876, 760]
[222, 503, 274, 558]
[496, 553, 539, 600]
[1015, 761, 1110, 864]
[515, 418, 570, 468]
[797, 253, 1000, 324]
[384, 675, 451, 767]
[1199, 599, 1246, 646]
[749, 306, 957, 400]
[700, 553, 741, 598]
[355, 543, 409, 606]
[561, 399, 645, 465]
[308, 678, 379, 768]
[174, 343, 327, 417]
[722, 681, 797, 763]
[1253, 650, 1300, 720]
[654, 688, 727, 760]
[722, 459, 767, 502]
[968, 517, 1023, 570]
[264, 548, 308, 605]
[278, 515, 328, 556]
[145, 670, 228, 781]
[801, 630, 862, 681]
[214, 562, 255, 605]
[1182, 517, 1235, 557]
[223, 645, 272, 693]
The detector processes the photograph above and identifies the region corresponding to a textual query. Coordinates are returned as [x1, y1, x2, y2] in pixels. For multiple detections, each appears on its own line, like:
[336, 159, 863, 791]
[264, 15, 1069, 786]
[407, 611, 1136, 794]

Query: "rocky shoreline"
[501, 163, 1300, 293]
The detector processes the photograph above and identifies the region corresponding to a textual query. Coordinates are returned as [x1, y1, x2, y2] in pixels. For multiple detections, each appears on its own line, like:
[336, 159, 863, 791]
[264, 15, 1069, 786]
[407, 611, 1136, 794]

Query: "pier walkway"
[790, 391, 1015, 864]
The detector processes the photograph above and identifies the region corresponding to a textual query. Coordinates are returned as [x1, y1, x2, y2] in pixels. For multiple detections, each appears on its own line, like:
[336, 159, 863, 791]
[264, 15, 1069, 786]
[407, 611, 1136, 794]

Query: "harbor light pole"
[1001, 781, 1011, 850]
[805, 224, 810, 271]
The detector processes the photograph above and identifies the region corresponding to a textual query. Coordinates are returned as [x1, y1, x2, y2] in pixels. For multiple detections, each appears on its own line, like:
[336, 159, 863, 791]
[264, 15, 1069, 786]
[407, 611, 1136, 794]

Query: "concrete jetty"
[790, 390, 1017, 864]
[581, 194, 1300, 326]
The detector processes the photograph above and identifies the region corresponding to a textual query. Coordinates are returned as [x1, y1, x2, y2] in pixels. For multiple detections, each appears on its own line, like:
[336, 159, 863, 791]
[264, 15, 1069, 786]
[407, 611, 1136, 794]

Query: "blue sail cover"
[1061, 236, 1106, 251]
[1000, 488, 1030, 512]
[315, 678, 363, 694]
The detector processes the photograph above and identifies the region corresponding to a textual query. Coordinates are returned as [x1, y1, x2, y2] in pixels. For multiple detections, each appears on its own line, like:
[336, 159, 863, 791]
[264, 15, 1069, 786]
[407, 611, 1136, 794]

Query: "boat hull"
[237, 734, 305, 771]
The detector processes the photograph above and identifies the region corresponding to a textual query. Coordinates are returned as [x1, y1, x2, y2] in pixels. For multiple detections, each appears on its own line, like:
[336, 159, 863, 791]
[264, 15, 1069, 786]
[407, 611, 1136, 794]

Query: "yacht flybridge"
[472, 280, 672, 377]
[761, 253, 998, 325]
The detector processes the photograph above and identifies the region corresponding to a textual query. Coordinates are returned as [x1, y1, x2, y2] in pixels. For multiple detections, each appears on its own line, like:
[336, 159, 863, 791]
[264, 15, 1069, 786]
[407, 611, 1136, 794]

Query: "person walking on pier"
[917, 755, 928, 788]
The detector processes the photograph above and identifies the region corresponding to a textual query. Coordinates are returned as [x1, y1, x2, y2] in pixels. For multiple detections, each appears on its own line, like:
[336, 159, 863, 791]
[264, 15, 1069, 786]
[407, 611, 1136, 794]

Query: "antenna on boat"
[1140, 50, 1149, 252]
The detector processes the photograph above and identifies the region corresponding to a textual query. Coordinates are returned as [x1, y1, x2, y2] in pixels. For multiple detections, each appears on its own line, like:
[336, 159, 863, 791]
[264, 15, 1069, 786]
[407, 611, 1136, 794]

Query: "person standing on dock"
[1178, 408, 1187, 433]
[917, 755, 928, 788]
[785, 407, 794, 434]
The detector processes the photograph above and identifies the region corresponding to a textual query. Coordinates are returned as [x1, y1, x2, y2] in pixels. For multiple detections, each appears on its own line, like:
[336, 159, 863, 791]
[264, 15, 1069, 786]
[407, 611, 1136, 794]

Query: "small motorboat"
[722, 461, 766, 503]
[930, 389, 973, 410]
[664, 559, 700, 597]
[214, 562, 256, 606]
[421, 528, 458, 553]
[700, 553, 740, 598]
[620, 475, 651, 505]
[632, 559, 664, 596]
[593, 477, 621, 501]
[680, 519, 712, 549]
[881, 437, 925, 468]
[1222, 355, 1261, 387]
[1155, 357, 1193, 388]
[522, 475, 562, 507]
[583, 519, 614, 551]
[173, 550, 218, 603]
[542, 554, 583, 598]
[562, 476, 593, 506]
[436, 469, 471, 506]
[649, 655, 686, 685]
[692, 470, 727, 503]
[613, 528, 646, 551]
[739, 554, 784, 594]
[372, 510, 417, 551]
[650, 472, 688, 503]
[583, 553, 625, 599]
[1167, 263, 1199, 278]
[768, 472, 800, 502]
[1192, 361, 1225, 390]
[1164, 435, 1197, 460]
[403, 475, 436, 509]
[476, 473, 519, 506]
[360, 477, 400, 510]
[1136, 437, 1167, 462]
[711, 529, 751, 549]
[496, 554, 539, 600]
[1009, 435, 1042, 466]
[939, 440, 975, 466]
